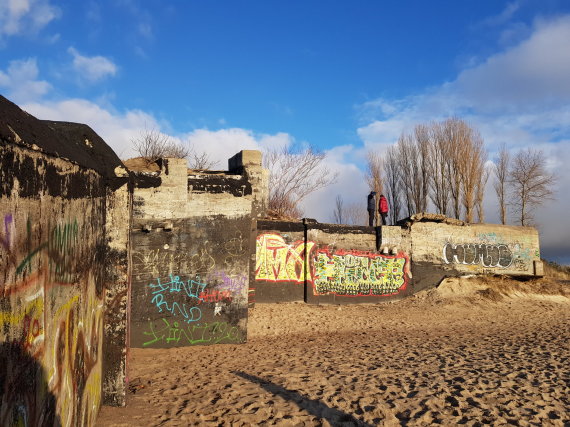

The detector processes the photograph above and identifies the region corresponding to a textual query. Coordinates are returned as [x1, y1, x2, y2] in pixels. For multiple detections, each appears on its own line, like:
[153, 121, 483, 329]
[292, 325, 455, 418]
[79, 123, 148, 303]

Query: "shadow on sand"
[233, 370, 370, 426]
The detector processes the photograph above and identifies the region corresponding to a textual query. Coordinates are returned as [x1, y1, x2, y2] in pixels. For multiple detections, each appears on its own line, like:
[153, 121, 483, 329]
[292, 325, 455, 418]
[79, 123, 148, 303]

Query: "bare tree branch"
[332, 195, 345, 224]
[384, 145, 402, 224]
[493, 144, 510, 225]
[131, 128, 190, 163]
[508, 148, 556, 226]
[264, 145, 338, 217]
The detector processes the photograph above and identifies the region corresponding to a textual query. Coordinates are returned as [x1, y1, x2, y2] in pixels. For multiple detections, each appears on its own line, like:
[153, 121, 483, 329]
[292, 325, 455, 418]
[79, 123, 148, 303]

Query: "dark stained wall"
[128, 156, 263, 349]
[0, 144, 107, 426]
[129, 217, 250, 348]
[0, 96, 130, 425]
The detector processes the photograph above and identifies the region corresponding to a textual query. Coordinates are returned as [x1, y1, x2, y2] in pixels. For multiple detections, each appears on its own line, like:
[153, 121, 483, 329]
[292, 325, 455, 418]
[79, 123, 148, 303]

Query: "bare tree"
[442, 118, 469, 220]
[264, 145, 338, 217]
[429, 121, 451, 216]
[132, 128, 190, 163]
[475, 164, 490, 223]
[365, 150, 383, 194]
[493, 144, 510, 225]
[384, 145, 402, 224]
[332, 195, 345, 224]
[414, 124, 431, 213]
[459, 128, 486, 223]
[345, 202, 368, 226]
[365, 150, 383, 225]
[508, 148, 556, 226]
[188, 146, 218, 170]
[395, 129, 429, 216]
[383, 118, 488, 222]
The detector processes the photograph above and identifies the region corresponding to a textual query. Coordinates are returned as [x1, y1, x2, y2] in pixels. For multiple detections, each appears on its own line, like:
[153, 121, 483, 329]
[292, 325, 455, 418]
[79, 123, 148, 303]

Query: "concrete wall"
[410, 222, 542, 291]
[254, 220, 413, 304]
[0, 96, 129, 425]
[128, 152, 265, 348]
[253, 221, 307, 303]
[306, 222, 412, 304]
[253, 218, 541, 304]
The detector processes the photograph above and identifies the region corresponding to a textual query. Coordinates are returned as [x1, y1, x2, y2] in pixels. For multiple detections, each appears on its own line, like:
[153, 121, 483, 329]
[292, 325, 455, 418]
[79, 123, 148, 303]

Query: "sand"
[97, 277, 570, 426]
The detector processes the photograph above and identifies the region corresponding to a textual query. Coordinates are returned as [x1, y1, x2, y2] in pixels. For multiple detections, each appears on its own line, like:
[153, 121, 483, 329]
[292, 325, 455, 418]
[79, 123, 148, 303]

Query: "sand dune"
[97, 277, 570, 426]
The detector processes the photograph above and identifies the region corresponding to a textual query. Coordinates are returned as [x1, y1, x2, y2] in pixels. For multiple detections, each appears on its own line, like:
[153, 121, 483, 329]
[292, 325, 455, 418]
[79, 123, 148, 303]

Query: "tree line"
[338, 117, 555, 227]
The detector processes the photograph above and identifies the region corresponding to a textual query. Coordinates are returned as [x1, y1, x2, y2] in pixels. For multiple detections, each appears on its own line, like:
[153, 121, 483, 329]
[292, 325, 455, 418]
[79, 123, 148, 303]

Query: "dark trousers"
[380, 212, 387, 225]
[368, 210, 375, 226]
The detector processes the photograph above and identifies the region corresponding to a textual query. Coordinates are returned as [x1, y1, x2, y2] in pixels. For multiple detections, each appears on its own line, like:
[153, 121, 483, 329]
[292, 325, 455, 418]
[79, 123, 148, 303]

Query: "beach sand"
[97, 277, 570, 426]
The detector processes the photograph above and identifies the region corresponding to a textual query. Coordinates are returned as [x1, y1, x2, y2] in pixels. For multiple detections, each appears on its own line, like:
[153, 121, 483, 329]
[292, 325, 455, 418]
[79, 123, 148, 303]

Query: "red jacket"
[379, 196, 389, 213]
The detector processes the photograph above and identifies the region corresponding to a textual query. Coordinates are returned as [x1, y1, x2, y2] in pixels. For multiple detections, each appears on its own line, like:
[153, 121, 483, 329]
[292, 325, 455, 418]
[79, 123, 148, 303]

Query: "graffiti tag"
[313, 249, 409, 296]
[148, 274, 206, 323]
[142, 319, 242, 347]
[255, 233, 314, 283]
[442, 243, 513, 268]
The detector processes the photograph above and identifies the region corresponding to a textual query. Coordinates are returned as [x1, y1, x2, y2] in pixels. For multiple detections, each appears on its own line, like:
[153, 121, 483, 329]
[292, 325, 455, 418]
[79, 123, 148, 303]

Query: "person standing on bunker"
[367, 191, 377, 226]
[379, 193, 389, 225]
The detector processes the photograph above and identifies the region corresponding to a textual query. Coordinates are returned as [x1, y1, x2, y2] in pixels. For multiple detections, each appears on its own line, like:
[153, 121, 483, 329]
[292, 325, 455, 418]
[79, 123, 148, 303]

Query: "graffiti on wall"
[133, 248, 216, 279]
[148, 274, 206, 323]
[313, 249, 409, 296]
[1, 216, 89, 295]
[199, 289, 232, 303]
[255, 233, 315, 283]
[44, 284, 103, 427]
[209, 271, 248, 293]
[0, 213, 104, 427]
[442, 242, 513, 268]
[142, 318, 242, 347]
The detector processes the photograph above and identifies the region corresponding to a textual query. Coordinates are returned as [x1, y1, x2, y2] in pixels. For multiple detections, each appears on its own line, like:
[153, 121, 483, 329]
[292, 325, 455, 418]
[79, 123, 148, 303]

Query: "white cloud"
[184, 128, 293, 168]
[478, 2, 520, 28]
[451, 16, 570, 111]
[23, 98, 159, 159]
[0, 58, 51, 103]
[0, 0, 60, 40]
[68, 47, 118, 83]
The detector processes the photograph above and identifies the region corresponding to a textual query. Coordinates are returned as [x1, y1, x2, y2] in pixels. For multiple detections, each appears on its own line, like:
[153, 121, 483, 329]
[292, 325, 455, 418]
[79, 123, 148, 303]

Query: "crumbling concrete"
[127, 151, 268, 348]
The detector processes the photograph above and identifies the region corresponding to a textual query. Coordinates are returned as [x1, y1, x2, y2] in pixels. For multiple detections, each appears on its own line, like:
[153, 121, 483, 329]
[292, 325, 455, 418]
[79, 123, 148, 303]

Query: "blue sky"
[1, 1, 569, 263]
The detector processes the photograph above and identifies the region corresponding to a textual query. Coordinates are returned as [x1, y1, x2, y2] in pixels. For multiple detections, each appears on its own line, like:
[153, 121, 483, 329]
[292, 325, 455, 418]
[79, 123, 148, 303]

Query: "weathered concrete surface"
[228, 150, 269, 218]
[127, 152, 264, 348]
[409, 222, 541, 291]
[129, 217, 250, 348]
[0, 95, 130, 424]
[131, 158, 188, 220]
[102, 178, 131, 407]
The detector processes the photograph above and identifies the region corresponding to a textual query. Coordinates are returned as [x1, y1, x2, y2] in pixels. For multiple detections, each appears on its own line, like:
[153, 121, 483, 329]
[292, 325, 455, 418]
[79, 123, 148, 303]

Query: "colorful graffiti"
[313, 249, 409, 296]
[142, 319, 242, 347]
[442, 243, 513, 268]
[255, 233, 315, 283]
[209, 271, 248, 292]
[199, 289, 232, 303]
[148, 274, 206, 323]
[2, 216, 87, 295]
[0, 213, 104, 426]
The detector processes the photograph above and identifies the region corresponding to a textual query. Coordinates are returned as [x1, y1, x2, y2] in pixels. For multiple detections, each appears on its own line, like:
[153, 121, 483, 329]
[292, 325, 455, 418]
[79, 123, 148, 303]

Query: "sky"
[1, 0, 569, 264]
